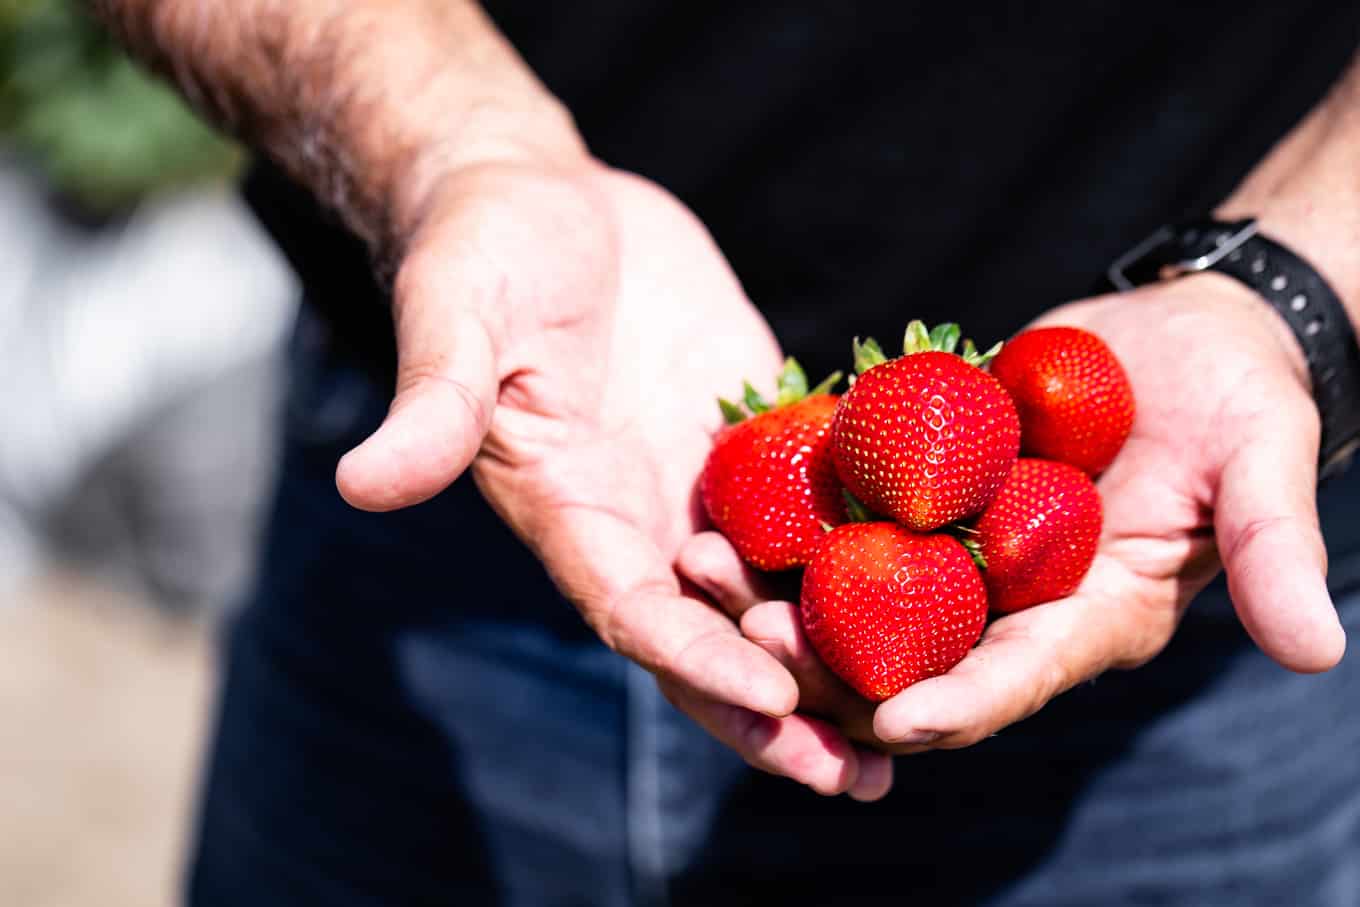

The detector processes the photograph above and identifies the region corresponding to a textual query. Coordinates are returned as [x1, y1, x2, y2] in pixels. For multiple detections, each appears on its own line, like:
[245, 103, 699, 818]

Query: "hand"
[869, 274, 1344, 748]
[331, 159, 891, 799]
[676, 533, 898, 799]
[686, 272, 1346, 764]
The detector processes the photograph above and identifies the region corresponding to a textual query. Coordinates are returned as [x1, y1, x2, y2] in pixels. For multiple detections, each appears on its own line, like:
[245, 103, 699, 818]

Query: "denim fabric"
[188, 321, 1360, 906]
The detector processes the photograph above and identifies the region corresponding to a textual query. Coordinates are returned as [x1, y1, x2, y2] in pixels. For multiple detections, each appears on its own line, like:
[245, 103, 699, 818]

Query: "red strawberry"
[800, 522, 988, 701]
[701, 359, 846, 571]
[989, 326, 1135, 475]
[832, 322, 1021, 531]
[966, 458, 1101, 613]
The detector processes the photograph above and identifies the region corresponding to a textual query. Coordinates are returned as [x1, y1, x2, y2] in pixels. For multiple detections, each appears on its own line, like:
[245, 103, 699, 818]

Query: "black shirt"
[234, 10, 1360, 903]
[246, 1, 1360, 383]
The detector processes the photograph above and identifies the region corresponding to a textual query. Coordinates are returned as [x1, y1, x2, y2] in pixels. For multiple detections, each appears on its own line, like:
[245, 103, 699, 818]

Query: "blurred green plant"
[0, 0, 241, 213]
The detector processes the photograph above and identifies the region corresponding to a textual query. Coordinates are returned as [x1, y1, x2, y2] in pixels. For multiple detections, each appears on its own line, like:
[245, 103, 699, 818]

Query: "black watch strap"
[1109, 218, 1360, 476]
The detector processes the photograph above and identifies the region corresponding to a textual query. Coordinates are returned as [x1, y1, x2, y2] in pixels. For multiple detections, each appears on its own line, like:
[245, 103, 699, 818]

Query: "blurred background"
[1, 2, 296, 903]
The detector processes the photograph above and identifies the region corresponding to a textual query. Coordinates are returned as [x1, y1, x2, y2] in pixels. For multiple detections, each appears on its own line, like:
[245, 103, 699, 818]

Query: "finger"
[336, 248, 502, 512]
[740, 605, 899, 798]
[659, 680, 863, 797]
[873, 557, 1149, 748]
[1215, 403, 1344, 673]
[740, 601, 874, 735]
[873, 617, 1058, 749]
[847, 749, 894, 802]
[538, 508, 799, 718]
[676, 532, 784, 618]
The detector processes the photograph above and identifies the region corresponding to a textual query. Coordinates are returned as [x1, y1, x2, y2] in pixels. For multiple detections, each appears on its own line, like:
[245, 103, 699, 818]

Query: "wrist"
[1215, 89, 1360, 324]
[1178, 271, 1313, 390]
[332, 6, 590, 273]
[386, 90, 590, 266]
[1157, 236, 1360, 475]
[1217, 194, 1360, 328]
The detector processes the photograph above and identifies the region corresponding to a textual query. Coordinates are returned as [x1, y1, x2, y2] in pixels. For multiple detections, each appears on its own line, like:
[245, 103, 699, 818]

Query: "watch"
[1108, 218, 1360, 478]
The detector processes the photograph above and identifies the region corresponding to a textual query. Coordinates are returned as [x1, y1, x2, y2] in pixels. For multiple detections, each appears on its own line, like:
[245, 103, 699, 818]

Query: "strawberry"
[831, 322, 1021, 531]
[988, 325, 1135, 475]
[801, 521, 988, 701]
[700, 359, 846, 571]
[965, 458, 1101, 613]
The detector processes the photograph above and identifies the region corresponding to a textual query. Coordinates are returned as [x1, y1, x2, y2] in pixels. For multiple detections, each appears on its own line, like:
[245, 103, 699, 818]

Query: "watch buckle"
[1108, 219, 1259, 292]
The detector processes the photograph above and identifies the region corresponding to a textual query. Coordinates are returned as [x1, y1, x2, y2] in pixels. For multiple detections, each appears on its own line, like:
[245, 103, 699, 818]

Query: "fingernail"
[848, 784, 892, 804]
[888, 729, 940, 746]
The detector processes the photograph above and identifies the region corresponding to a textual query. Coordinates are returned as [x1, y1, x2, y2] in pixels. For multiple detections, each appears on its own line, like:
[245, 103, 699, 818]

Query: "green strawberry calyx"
[842, 489, 876, 523]
[951, 524, 989, 571]
[717, 357, 843, 425]
[852, 320, 1004, 375]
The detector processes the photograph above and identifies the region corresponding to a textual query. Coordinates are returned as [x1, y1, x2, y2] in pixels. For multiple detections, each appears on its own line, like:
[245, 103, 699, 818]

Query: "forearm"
[92, 0, 585, 270]
[1218, 51, 1360, 320]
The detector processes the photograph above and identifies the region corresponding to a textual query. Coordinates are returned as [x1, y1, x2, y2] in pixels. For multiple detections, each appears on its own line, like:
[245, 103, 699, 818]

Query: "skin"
[680, 55, 1360, 794]
[682, 274, 1335, 763]
[96, 2, 1355, 802]
[94, 0, 889, 797]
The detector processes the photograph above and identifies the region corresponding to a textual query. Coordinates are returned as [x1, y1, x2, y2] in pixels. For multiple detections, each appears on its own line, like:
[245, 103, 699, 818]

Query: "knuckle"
[592, 585, 723, 679]
[730, 708, 776, 758]
[667, 628, 729, 683]
[1222, 514, 1293, 568]
[443, 374, 493, 434]
[1110, 619, 1174, 671]
[791, 752, 850, 796]
[683, 546, 728, 594]
[1034, 656, 1071, 712]
[582, 588, 631, 656]
[397, 368, 494, 437]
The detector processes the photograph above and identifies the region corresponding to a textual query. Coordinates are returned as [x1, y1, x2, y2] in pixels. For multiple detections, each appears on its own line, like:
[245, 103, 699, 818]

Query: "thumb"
[1214, 397, 1345, 673]
[336, 251, 502, 512]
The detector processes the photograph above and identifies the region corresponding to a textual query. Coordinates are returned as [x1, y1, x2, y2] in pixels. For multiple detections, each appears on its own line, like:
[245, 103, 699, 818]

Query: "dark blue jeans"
[187, 331, 1360, 906]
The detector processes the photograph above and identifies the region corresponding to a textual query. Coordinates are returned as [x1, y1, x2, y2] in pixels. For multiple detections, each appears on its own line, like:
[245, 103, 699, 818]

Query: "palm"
[338, 162, 798, 726]
[864, 277, 1340, 750]
[469, 168, 785, 618]
[342, 167, 1342, 794]
[689, 276, 1341, 775]
[1024, 283, 1323, 659]
[997, 287, 1276, 673]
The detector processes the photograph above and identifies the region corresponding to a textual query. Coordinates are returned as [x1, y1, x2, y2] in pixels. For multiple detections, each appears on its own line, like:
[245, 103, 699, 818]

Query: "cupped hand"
[872, 273, 1344, 748]
[676, 533, 897, 798]
[686, 272, 1346, 766]
[331, 160, 889, 798]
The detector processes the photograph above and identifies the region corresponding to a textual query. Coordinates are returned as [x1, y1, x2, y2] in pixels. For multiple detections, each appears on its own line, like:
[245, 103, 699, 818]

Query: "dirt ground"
[0, 572, 215, 907]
